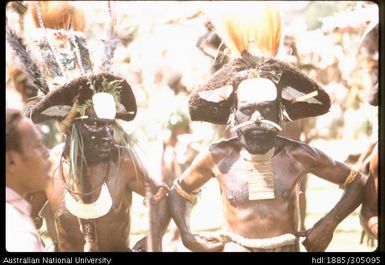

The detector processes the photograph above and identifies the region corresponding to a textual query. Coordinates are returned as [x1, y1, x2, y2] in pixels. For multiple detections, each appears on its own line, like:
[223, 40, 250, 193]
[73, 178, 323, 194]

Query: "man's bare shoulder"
[112, 146, 142, 164]
[112, 146, 148, 176]
[275, 136, 321, 161]
[208, 137, 240, 158]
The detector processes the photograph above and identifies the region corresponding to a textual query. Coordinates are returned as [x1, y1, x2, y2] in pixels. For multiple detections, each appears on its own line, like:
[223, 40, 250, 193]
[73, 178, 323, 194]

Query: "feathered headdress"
[7, 2, 141, 249]
[30, 1, 86, 32]
[7, 1, 135, 130]
[209, 2, 282, 58]
[189, 2, 330, 125]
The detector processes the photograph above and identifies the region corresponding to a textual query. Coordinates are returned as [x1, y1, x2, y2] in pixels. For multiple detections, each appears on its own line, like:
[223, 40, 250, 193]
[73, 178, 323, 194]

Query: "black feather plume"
[6, 24, 49, 94]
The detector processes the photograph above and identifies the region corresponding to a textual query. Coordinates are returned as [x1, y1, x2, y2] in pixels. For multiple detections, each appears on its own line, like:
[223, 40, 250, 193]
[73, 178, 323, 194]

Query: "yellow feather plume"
[30, 1, 85, 32]
[207, 2, 282, 58]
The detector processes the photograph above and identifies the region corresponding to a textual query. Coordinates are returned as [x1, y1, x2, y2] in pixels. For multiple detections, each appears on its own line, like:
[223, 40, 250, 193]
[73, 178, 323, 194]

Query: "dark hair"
[6, 107, 23, 152]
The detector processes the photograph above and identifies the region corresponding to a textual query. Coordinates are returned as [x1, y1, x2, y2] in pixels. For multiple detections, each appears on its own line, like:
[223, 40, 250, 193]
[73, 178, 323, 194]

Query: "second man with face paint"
[167, 2, 368, 252]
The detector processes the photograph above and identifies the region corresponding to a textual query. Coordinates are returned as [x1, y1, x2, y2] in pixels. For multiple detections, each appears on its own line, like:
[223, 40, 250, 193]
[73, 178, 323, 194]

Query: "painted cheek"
[107, 127, 114, 138]
[99, 127, 114, 140]
[265, 112, 279, 123]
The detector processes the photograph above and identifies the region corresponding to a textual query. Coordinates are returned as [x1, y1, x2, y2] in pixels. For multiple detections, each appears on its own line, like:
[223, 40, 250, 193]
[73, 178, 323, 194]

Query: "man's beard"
[238, 128, 277, 154]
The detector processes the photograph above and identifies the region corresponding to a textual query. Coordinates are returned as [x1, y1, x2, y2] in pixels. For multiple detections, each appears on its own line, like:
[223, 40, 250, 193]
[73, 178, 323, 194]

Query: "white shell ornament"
[92, 92, 116, 119]
[41, 105, 72, 117]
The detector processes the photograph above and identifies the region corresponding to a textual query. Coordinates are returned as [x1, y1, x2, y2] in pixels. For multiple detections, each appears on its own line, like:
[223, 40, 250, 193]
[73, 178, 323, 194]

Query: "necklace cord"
[60, 154, 110, 197]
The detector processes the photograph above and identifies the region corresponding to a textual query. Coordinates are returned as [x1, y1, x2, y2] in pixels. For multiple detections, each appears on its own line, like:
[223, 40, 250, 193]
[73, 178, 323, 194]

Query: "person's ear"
[6, 151, 22, 174]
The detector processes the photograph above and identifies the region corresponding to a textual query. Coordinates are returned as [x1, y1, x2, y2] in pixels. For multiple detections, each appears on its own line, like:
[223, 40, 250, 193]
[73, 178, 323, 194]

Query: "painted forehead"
[237, 78, 277, 104]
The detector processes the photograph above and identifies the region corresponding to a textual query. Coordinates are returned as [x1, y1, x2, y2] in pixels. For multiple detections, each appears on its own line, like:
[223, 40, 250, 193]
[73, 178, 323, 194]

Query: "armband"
[142, 185, 169, 206]
[172, 179, 199, 204]
[151, 185, 169, 204]
[339, 169, 359, 190]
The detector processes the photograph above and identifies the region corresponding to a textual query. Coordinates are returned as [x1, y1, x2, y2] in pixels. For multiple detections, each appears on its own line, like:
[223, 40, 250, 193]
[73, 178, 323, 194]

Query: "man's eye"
[87, 121, 98, 126]
[264, 107, 271, 113]
[242, 109, 254, 115]
[84, 121, 98, 129]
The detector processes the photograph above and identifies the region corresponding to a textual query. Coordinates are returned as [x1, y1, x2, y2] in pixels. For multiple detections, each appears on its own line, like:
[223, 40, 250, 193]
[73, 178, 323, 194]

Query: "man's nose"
[250, 111, 262, 123]
[100, 126, 114, 139]
[43, 145, 50, 159]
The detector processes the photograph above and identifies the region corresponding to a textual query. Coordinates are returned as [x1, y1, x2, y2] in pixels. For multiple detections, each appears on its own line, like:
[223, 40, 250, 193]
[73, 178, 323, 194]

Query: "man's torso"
[210, 137, 311, 239]
[46, 144, 135, 251]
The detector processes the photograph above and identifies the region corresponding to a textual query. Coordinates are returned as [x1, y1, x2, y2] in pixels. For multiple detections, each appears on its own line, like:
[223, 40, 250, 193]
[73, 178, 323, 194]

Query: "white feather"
[198, 85, 234, 103]
[41, 105, 72, 117]
[282, 87, 321, 105]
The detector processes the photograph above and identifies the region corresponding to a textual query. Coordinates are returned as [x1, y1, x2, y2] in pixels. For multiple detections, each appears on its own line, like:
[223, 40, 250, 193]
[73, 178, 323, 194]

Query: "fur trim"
[189, 55, 330, 124]
[31, 73, 137, 123]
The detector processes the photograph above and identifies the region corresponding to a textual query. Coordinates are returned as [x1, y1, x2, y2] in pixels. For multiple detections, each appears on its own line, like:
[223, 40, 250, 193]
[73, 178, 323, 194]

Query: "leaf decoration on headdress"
[6, 24, 49, 94]
[76, 99, 93, 118]
[100, 77, 123, 103]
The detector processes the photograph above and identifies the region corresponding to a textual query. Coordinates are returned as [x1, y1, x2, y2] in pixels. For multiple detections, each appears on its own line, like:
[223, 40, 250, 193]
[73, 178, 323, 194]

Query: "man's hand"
[132, 236, 147, 252]
[301, 216, 338, 252]
[182, 233, 224, 252]
[367, 216, 378, 237]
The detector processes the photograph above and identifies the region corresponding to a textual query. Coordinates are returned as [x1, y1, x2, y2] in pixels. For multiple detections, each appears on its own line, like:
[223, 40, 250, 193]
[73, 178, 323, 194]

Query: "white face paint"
[232, 78, 282, 134]
[92, 92, 116, 120]
[237, 78, 277, 104]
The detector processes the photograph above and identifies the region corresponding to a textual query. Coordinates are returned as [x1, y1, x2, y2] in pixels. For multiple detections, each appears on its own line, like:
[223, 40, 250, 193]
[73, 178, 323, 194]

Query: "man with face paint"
[74, 109, 116, 164]
[7, 2, 171, 251]
[28, 74, 170, 252]
[233, 78, 282, 155]
[168, 3, 368, 252]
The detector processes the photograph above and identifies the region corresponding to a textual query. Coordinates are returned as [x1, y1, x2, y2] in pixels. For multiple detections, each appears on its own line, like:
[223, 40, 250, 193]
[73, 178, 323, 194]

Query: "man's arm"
[301, 144, 368, 251]
[360, 147, 378, 238]
[360, 173, 378, 238]
[168, 147, 224, 252]
[123, 149, 171, 252]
